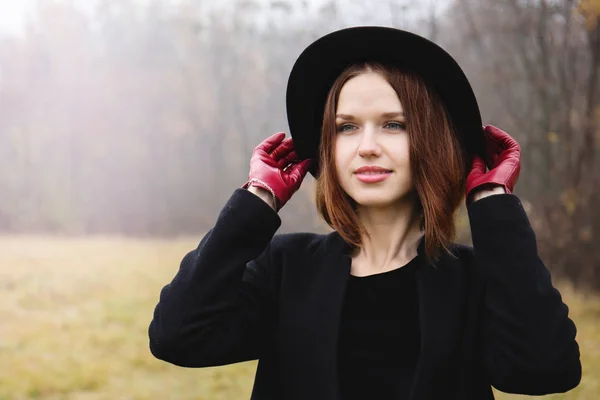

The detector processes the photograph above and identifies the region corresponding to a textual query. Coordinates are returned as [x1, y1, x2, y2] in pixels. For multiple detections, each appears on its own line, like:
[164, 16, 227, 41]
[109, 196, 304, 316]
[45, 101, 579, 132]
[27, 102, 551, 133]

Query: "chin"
[349, 192, 405, 209]
[345, 184, 416, 209]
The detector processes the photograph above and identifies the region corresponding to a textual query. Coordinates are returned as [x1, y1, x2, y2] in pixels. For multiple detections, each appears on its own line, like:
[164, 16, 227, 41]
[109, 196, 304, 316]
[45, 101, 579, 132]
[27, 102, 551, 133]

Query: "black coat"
[148, 189, 582, 399]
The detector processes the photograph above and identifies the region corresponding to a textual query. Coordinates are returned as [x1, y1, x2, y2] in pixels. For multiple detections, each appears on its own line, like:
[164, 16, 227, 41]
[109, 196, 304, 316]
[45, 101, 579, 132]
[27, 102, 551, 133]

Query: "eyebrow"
[336, 111, 404, 120]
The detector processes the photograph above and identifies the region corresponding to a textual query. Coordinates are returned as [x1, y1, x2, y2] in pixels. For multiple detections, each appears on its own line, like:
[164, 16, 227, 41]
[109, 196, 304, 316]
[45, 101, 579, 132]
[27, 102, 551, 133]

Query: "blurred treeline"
[0, 0, 598, 288]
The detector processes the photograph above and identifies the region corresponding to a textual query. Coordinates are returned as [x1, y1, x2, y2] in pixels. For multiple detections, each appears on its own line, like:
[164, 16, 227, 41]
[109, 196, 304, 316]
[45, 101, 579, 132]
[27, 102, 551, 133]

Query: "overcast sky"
[0, 0, 33, 35]
[0, 0, 450, 37]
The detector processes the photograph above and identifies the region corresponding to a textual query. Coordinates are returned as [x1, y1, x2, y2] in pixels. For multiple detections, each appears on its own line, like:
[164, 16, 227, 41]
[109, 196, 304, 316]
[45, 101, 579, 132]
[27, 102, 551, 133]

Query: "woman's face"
[334, 72, 414, 208]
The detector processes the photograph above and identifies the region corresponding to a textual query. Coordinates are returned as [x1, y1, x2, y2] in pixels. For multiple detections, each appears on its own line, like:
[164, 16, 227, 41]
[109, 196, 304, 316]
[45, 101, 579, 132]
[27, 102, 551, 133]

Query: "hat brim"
[286, 26, 484, 177]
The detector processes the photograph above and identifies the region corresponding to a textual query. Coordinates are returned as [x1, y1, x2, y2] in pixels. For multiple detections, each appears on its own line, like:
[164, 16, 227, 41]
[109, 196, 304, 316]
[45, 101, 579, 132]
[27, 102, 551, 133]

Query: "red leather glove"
[242, 132, 313, 211]
[466, 125, 521, 205]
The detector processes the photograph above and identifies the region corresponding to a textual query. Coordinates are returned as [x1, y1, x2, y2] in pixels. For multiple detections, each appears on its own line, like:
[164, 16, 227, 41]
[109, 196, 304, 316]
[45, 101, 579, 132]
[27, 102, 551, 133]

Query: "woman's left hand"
[466, 125, 521, 204]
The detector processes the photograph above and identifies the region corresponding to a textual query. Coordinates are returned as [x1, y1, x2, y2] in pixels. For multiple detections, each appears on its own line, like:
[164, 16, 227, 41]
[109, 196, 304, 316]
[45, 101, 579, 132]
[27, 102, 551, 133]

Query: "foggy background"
[1, 0, 598, 287]
[0, 1, 599, 399]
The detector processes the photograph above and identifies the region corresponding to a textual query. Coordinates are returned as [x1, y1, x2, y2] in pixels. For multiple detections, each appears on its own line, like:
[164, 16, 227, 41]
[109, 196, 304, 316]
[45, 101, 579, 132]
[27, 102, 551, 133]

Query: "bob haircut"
[315, 62, 468, 264]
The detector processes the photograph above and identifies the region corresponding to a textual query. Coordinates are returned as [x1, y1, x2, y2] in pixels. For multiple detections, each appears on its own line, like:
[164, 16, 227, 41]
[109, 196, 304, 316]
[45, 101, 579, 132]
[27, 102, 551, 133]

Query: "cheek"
[333, 139, 348, 175]
[389, 136, 411, 165]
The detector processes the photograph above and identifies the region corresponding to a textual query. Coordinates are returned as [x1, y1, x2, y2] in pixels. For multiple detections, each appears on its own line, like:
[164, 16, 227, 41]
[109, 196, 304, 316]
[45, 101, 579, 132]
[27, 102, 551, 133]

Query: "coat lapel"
[277, 231, 352, 400]
[410, 239, 468, 399]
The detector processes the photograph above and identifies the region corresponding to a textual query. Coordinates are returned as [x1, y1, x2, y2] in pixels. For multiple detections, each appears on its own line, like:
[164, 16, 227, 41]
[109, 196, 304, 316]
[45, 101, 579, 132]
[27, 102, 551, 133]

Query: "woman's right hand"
[243, 132, 312, 211]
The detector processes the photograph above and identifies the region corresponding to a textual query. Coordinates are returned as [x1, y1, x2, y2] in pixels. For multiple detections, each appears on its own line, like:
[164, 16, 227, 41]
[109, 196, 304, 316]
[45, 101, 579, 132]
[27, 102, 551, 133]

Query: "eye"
[336, 123, 357, 133]
[385, 121, 406, 130]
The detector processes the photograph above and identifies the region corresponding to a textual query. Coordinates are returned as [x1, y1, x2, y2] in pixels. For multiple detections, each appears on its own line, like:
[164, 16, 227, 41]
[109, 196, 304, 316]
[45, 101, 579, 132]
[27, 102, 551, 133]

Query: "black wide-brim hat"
[286, 26, 484, 177]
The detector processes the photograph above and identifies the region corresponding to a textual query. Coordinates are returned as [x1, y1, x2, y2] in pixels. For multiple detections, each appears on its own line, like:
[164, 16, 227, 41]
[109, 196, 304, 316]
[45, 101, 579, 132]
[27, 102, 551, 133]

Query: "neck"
[353, 197, 423, 274]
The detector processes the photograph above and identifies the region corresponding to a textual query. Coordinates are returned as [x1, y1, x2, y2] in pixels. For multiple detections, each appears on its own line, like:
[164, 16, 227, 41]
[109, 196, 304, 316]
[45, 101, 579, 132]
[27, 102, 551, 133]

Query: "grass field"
[0, 236, 598, 399]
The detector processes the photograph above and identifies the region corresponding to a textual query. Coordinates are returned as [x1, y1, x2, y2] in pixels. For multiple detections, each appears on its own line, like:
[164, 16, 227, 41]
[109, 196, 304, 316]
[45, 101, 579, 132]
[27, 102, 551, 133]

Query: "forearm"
[247, 185, 277, 210]
[470, 185, 506, 202]
[149, 189, 281, 354]
[468, 194, 580, 393]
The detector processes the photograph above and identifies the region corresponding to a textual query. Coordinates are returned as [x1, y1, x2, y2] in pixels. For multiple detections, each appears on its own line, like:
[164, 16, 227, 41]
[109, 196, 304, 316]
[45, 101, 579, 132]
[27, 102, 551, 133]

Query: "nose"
[358, 126, 382, 158]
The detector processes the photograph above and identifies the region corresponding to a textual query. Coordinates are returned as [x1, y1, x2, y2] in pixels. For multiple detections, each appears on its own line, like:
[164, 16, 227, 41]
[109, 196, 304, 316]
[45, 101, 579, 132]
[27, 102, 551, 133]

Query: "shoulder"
[270, 230, 342, 258]
[449, 242, 474, 258]
[243, 232, 334, 287]
[445, 243, 485, 287]
[267, 230, 352, 267]
[443, 242, 475, 269]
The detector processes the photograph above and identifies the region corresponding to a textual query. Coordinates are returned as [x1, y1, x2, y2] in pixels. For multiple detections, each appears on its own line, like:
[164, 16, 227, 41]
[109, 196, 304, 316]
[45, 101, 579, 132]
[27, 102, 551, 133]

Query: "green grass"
[0, 236, 597, 399]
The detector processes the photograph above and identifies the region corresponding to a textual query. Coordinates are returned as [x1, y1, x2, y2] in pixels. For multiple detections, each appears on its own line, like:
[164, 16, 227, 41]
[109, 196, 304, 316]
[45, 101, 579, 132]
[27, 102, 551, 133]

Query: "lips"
[354, 166, 392, 183]
[354, 166, 392, 174]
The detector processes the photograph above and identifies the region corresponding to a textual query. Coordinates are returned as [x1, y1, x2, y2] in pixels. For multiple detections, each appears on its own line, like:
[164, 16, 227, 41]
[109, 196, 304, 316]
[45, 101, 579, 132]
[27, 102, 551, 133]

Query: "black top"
[338, 256, 422, 400]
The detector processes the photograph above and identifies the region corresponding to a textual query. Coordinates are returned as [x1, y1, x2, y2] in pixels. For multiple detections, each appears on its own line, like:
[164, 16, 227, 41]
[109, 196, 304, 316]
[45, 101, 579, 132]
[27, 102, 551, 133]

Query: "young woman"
[148, 27, 581, 399]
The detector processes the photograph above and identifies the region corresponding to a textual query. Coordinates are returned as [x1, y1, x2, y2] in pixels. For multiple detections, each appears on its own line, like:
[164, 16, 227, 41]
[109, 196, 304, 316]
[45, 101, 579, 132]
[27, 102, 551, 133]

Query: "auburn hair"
[315, 62, 468, 264]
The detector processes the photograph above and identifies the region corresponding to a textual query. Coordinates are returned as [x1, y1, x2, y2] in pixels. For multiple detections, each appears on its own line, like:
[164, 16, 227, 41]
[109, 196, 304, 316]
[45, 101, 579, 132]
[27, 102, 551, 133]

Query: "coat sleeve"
[467, 194, 582, 395]
[148, 188, 283, 367]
